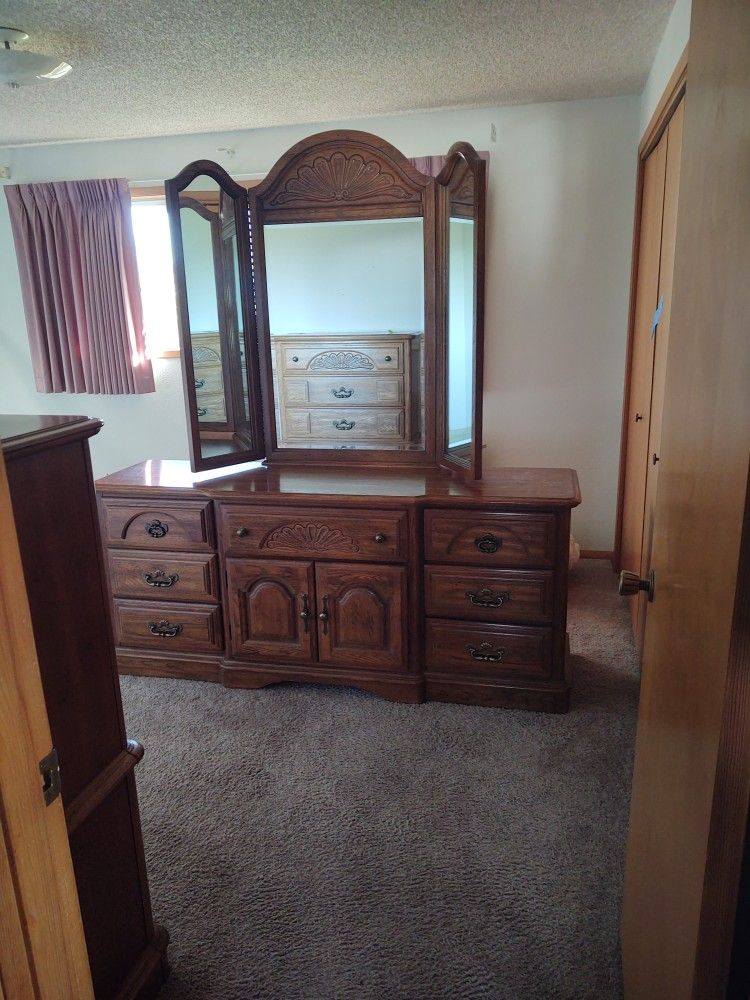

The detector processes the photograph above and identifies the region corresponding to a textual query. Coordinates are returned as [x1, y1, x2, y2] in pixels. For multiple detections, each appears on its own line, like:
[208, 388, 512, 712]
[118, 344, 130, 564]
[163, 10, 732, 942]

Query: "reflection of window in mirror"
[263, 218, 426, 451]
[447, 216, 475, 450]
[130, 200, 180, 357]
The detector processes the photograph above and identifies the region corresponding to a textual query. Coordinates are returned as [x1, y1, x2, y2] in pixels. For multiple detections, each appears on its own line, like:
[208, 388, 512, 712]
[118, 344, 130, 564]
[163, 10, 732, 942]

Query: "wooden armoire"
[616, 77, 686, 643]
[1, 415, 168, 999]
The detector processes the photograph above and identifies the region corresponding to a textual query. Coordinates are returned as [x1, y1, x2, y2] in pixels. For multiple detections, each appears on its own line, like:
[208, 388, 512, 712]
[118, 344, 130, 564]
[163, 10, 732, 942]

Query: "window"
[131, 200, 180, 357]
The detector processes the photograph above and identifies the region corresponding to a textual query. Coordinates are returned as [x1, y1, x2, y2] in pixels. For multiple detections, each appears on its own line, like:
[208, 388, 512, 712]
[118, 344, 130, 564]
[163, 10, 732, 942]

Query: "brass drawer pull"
[374, 532, 386, 544]
[318, 594, 330, 635]
[333, 419, 355, 431]
[145, 519, 168, 539]
[384, 355, 392, 361]
[474, 533, 502, 554]
[300, 593, 311, 634]
[143, 570, 179, 588]
[236, 527, 249, 538]
[331, 386, 353, 399]
[466, 588, 510, 608]
[466, 642, 505, 662]
[147, 619, 182, 638]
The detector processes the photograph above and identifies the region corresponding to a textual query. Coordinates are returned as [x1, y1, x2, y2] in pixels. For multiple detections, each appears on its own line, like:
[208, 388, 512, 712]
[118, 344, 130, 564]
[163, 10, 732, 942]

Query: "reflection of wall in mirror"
[264, 220, 424, 336]
[448, 218, 474, 448]
[181, 208, 219, 331]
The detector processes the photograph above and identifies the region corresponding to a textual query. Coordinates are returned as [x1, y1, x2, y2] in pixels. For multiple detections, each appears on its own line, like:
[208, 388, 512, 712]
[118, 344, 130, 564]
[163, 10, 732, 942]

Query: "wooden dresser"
[272, 333, 422, 447]
[2, 416, 168, 999]
[96, 461, 580, 712]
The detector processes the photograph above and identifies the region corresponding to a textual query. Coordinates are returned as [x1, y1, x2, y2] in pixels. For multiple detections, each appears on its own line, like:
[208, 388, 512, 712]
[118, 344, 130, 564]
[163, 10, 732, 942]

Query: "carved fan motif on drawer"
[262, 522, 361, 552]
[192, 345, 221, 364]
[270, 151, 413, 207]
[309, 351, 375, 371]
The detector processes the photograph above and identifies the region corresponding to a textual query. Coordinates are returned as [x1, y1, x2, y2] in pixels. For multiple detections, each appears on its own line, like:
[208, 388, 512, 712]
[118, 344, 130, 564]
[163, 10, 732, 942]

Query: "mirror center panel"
[264, 218, 426, 452]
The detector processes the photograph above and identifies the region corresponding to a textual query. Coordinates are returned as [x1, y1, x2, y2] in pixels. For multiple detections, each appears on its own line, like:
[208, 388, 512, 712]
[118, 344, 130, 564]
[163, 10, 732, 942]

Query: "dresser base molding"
[117, 649, 222, 683]
[221, 658, 424, 704]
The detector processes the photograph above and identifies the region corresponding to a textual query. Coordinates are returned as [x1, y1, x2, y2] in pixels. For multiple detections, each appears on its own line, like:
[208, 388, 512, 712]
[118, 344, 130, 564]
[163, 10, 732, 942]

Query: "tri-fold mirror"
[165, 132, 485, 476]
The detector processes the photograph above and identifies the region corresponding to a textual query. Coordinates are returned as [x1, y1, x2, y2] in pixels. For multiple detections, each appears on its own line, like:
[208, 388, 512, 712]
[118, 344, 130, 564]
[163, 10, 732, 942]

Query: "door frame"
[613, 46, 688, 573]
[0, 447, 93, 997]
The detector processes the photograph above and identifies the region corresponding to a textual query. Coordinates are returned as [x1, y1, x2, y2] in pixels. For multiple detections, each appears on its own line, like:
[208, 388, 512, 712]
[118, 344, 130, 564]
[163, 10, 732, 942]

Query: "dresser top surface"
[0, 414, 102, 454]
[96, 460, 581, 508]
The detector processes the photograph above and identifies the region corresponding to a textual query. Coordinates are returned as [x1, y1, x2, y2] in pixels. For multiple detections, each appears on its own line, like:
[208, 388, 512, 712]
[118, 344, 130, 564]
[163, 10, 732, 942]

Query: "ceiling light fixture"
[0, 27, 72, 89]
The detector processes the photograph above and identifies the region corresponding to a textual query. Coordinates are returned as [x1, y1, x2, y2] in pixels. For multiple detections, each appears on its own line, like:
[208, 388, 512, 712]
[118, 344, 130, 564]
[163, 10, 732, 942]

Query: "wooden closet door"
[620, 133, 667, 626]
[637, 99, 685, 638]
[226, 558, 316, 662]
[620, 129, 668, 632]
[315, 562, 406, 670]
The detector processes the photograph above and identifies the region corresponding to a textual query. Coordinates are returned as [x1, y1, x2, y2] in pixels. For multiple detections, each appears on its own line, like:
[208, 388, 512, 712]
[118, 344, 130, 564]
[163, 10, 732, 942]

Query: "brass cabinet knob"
[236, 527, 249, 538]
[619, 569, 655, 602]
[374, 532, 386, 544]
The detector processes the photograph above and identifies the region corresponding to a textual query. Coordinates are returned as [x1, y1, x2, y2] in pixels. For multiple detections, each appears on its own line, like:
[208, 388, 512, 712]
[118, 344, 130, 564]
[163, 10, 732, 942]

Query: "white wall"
[264, 219, 424, 335]
[447, 217, 474, 445]
[0, 96, 639, 549]
[182, 208, 220, 331]
[640, 0, 691, 133]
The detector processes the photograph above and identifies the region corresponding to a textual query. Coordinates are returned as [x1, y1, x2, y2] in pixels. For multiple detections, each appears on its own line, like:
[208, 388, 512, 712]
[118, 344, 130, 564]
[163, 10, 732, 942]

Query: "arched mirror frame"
[436, 143, 486, 481]
[165, 159, 265, 472]
[248, 130, 440, 468]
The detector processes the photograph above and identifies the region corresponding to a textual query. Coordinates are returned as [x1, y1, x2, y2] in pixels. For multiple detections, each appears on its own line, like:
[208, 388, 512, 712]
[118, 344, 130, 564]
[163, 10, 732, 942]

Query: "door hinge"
[39, 748, 61, 806]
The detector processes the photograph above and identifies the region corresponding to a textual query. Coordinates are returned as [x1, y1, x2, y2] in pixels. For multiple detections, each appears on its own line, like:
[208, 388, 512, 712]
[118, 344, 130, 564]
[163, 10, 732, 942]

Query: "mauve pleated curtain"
[5, 178, 155, 394]
[409, 151, 490, 178]
[409, 155, 448, 176]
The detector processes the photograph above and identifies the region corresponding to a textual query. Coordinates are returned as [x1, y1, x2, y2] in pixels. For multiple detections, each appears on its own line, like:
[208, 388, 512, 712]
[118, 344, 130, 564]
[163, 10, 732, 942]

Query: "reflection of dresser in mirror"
[272, 332, 423, 447]
[192, 331, 226, 422]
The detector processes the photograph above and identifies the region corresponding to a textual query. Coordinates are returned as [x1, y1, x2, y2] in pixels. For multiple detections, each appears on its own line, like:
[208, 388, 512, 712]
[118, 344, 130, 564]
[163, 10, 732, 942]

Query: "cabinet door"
[226, 558, 315, 662]
[315, 563, 406, 670]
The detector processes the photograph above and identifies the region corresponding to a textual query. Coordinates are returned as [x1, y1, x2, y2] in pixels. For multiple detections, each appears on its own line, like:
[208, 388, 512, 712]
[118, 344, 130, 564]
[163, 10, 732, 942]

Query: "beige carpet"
[121, 559, 638, 999]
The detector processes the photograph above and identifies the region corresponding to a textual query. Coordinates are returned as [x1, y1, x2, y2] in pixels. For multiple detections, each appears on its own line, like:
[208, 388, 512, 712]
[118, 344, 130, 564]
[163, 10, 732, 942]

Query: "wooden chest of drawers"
[273, 333, 422, 447]
[100, 495, 223, 682]
[192, 332, 226, 424]
[422, 509, 568, 710]
[97, 463, 579, 712]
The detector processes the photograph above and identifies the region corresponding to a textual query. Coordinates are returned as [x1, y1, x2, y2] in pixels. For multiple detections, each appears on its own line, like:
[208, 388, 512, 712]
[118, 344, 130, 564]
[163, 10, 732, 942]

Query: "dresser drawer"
[278, 342, 404, 374]
[282, 375, 404, 407]
[113, 599, 223, 653]
[424, 566, 554, 624]
[424, 620, 552, 679]
[192, 368, 224, 393]
[196, 390, 226, 423]
[424, 510, 556, 568]
[101, 498, 215, 551]
[284, 407, 404, 441]
[218, 504, 408, 561]
[108, 550, 220, 603]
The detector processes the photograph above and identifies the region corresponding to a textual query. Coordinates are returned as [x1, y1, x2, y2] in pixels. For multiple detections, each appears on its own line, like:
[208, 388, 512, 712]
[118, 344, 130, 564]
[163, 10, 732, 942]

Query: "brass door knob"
[619, 569, 655, 602]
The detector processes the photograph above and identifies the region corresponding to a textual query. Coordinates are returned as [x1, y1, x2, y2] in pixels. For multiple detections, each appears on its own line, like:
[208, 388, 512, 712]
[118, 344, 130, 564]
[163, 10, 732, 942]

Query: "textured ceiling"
[0, 1, 673, 147]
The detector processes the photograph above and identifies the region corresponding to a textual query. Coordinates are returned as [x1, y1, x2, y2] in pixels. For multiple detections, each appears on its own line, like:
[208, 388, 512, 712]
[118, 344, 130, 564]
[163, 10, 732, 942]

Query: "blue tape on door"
[651, 296, 664, 337]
